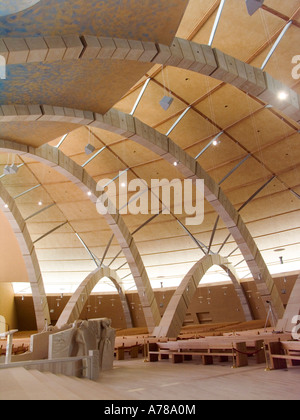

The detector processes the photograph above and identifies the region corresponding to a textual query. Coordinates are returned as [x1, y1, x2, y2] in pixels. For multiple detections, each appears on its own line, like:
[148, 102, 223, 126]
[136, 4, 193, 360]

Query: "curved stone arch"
[56, 266, 133, 330]
[1, 35, 299, 123]
[0, 181, 50, 332]
[154, 254, 253, 338]
[0, 105, 285, 321]
[0, 137, 161, 332]
[277, 273, 300, 333]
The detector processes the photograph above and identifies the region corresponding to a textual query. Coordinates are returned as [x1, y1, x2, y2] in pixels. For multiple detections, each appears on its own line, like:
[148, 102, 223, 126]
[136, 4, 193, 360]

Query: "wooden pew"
[268, 341, 300, 370]
[148, 339, 250, 367]
[114, 344, 141, 360]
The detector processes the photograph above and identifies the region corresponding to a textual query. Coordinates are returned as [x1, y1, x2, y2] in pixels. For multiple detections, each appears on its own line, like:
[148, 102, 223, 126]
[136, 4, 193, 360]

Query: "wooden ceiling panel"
[210, 156, 272, 192]
[278, 167, 300, 189]
[176, 0, 217, 40]
[26, 162, 70, 185]
[208, 0, 283, 61]
[167, 109, 219, 149]
[110, 140, 160, 168]
[55, 200, 99, 222]
[239, 190, 300, 223]
[133, 159, 185, 183]
[43, 181, 88, 204]
[154, 67, 221, 105]
[194, 135, 246, 173]
[36, 247, 91, 262]
[264, 0, 300, 16]
[39, 260, 97, 274]
[225, 177, 286, 208]
[133, 80, 186, 127]
[27, 221, 72, 236]
[254, 228, 300, 252]
[34, 231, 82, 249]
[226, 109, 296, 151]
[247, 210, 300, 238]
[69, 218, 109, 234]
[251, 26, 300, 87]
[253, 132, 300, 174]
[26, 203, 66, 223]
[71, 148, 127, 178]
[195, 84, 263, 128]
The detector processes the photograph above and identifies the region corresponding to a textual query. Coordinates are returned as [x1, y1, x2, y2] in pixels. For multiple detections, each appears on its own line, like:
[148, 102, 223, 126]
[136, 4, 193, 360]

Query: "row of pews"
[114, 329, 300, 370]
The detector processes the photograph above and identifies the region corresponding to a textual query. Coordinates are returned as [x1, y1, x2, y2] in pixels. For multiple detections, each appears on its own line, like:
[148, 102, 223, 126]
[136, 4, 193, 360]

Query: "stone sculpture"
[48, 318, 115, 372]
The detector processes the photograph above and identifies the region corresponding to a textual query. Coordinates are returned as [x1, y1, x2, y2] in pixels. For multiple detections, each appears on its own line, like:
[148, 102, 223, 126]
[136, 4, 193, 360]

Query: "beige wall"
[14, 273, 299, 331]
[0, 209, 29, 283]
[0, 283, 18, 331]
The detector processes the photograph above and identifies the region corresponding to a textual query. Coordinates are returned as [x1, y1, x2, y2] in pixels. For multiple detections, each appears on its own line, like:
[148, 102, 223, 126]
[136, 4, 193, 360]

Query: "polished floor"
[100, 357, 300, 401]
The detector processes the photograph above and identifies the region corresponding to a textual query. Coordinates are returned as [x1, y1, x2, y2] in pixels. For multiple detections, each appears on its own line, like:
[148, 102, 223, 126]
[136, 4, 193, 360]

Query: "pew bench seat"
[268, 341, 300, 370]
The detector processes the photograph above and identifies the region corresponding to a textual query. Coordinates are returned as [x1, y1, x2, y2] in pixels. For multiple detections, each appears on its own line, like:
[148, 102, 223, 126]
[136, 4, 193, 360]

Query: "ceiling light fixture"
[84, 143, 95, 155]
[212, 139, 221, 146]
[3, 164, 19, 175]
[278, 91, 288, 101]
[160, 96, 174, 111]
[245, 0, 264, 16]
[38, 201, 43, 206]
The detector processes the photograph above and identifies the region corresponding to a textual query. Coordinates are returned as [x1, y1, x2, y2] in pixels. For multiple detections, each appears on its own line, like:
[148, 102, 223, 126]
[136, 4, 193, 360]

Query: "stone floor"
[99, 357, 300, 400]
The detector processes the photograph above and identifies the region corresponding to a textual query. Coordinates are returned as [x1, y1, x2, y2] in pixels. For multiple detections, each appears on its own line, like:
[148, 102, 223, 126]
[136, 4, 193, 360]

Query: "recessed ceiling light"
[212, 140, 221, 146]
[38, 201, 43, 206]
[87, 191, 92, 196]
[4, 204, 8, 209]
[121, 182, 127, 188]
[278, 91, 288, 101]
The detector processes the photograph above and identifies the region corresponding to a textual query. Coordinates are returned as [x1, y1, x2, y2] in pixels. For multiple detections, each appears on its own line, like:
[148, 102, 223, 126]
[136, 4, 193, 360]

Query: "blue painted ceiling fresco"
[0, 0, 189, 121]
[0, 0, 188, 44]
[0, 59, 152, 114]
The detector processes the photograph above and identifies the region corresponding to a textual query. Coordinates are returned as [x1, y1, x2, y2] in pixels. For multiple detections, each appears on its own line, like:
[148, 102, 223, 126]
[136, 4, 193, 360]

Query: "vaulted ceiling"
[0, 0, 299, 296]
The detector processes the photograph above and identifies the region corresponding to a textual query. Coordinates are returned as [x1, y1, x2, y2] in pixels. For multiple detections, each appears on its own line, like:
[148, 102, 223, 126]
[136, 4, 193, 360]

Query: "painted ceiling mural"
[0, 0, 189, 42]
[0, 0, 189, 114]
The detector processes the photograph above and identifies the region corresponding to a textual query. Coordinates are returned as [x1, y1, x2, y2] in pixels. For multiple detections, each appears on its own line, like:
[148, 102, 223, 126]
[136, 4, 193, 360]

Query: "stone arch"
[56, 265, 133, 330]
[0, 181, 50, 332]
[0, 35, 299, 123]
[154, 254, 253, 338]
[277, 273, 300, 333]
[0, 105, 285, 321]
[0, 137, 161, 331]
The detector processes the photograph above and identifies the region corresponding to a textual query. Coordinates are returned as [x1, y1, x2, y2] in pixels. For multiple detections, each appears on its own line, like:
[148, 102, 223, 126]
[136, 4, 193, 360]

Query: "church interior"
[0, 0, 299, 401]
